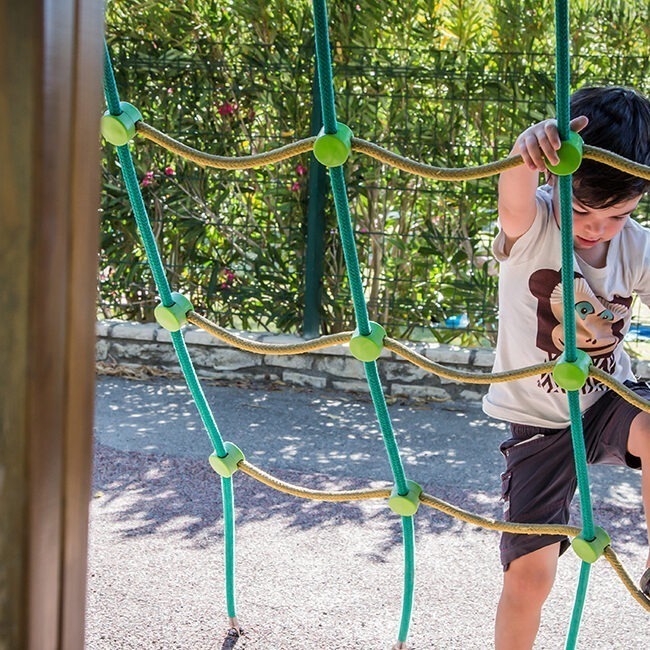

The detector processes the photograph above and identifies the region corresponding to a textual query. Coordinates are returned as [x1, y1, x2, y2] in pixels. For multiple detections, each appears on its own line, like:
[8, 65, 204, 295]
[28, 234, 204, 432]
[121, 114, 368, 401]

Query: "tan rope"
[351, 138, 524, 180]
[136, 122, 316, 169]
[419, 491, 581, 536]
[588, 366, 650, 412]
[384, 337, 555, 384]
[187, 311, 353, 354]
[238, 458, 579, 533]
[583, 145, 650, 180]
[136, 121, 650, 182]
[187, 312, 650, 413]
[603, 547, 650, 612]
[238, 460, 391, 501]
[235, 460, 649, 610]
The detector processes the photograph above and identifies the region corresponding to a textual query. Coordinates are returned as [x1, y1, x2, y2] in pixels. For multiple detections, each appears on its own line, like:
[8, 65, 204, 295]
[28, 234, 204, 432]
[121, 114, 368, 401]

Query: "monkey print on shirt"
[528, 268, 632, 394]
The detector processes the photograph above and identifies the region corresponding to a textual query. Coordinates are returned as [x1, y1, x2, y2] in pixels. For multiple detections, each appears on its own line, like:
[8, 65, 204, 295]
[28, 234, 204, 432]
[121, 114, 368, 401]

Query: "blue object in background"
[445, 314, 469, 329]
[626, 323, 650, 341]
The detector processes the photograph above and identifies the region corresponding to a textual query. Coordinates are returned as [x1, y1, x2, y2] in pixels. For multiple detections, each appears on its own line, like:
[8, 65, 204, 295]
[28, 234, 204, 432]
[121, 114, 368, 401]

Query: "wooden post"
[0, 1, 103, 649]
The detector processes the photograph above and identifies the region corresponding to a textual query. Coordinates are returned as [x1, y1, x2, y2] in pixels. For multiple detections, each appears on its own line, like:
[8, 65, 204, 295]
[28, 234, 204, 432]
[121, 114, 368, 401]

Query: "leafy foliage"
[102, 0, 650, 345]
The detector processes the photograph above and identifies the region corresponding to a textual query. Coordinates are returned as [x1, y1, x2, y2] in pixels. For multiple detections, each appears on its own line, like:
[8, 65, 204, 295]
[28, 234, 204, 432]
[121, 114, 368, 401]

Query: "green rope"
[222, 477, 237, 618]
[311, 0, 337, 134]
[170, 331, 226, 457]
[554, 2, 596, 647]
[365, 362, 407, 492]
[311, 3, 414, 645]
[103, 41, 236, 620]
[103, 44, 173, 308]
[330, 167, 371, 335]
[565, 562, 591, 650]
[398, 516, 416, 643]
[103, 41, 122, 116]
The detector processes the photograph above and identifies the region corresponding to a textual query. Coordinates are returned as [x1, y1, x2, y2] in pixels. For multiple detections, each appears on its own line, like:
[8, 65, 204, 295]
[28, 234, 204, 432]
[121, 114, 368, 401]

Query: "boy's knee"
[502, 546, 558, 606]
[629, 412, 650, 461]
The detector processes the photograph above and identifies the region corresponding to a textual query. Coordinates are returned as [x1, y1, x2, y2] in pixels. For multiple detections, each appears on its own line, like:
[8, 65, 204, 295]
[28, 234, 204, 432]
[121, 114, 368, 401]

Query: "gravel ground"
[87, 377, 649, 649]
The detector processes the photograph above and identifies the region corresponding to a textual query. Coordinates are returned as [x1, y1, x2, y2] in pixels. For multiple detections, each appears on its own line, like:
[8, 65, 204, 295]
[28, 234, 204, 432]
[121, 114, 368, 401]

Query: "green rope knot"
[349, 321, 386, 362]
[100, 101, 142, 146]
[545, 131, 583, 176]
[552, 349, 591, 391]
[154, 292, 193, 332]
[313, 122, 353, 167]
[572, 526, 611, 563]
[209, 442, 245, 478]
[389, 480, 423, 516]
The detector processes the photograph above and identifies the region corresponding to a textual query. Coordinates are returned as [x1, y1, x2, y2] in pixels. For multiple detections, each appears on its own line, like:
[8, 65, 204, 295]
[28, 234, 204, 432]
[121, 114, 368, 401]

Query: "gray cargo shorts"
[499, 381, 647, 570]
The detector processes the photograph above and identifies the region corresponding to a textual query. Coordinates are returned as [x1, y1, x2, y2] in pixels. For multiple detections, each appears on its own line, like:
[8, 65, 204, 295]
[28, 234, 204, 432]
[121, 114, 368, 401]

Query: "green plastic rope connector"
[545, 131, 583, 176]
[313, 122, 353, 167]
[209, 442, 245, 478]
[154, 292, 193, 332]
[553, 349, 591, 391]
[389, 480, 423, 517]
[100, 101, 142, 146]
[571, 526, 611, 563]
[349, 322, 386, 362]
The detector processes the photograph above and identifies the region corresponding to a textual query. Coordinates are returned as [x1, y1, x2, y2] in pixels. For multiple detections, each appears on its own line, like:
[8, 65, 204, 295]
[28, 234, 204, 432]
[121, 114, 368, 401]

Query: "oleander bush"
[101, 0, 650, 344]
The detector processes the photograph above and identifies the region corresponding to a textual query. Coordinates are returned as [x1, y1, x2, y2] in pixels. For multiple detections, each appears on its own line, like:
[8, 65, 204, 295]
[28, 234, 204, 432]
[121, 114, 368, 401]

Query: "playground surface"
[87, 375, 649, 649]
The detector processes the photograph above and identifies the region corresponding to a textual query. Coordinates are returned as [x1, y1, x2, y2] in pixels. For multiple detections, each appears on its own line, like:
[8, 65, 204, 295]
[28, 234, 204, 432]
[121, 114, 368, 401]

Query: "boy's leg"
[627, 411, 650, 570]
[497, 425, 576, 649]
[495, 543, 560, 650]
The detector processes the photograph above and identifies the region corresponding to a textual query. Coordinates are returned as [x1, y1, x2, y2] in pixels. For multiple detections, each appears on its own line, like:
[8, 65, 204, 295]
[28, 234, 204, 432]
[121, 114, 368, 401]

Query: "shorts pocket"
[500, 431, 562, 462]
[500, 470, 512, 518]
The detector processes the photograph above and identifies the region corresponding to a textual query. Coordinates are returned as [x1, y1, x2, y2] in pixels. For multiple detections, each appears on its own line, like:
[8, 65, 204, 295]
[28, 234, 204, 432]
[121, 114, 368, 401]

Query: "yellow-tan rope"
[137, 121, 316, 169]
[187, 311, 353, 353]
[188, 310, 553, 383]
[239, 457, 579, 534]
[135, 122, 650, 181]
[384, 337, 555, 384]
[235, 458, 649, 610]
[419, 491, 580, 536]
[583, 145, 650, 180]
[187, 312, 650, 413]
[589, 366, 650, 412]
[239, 459, 391, 501]
[603, 547, 650, 612]
[351, 138, 524, 180]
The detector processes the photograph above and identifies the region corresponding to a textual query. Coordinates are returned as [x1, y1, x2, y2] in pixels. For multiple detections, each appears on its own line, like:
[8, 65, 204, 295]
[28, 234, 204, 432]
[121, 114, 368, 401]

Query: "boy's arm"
[498, 117, 588, 253]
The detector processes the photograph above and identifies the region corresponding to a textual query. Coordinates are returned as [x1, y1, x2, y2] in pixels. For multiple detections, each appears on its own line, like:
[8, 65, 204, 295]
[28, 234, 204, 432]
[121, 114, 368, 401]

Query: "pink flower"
[219, 268, 235, 290]
[140, 170, 155, 187]
[359, 227, 368, 233]
[295, 163, 307, 176]
[290, 181, 301, 192]
[217, 102, 236, 116]
[164, 166, 175, 176]
[166, 88, 174, 95]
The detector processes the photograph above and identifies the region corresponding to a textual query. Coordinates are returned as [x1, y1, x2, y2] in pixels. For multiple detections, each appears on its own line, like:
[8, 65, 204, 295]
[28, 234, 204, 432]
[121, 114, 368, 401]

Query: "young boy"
[482, 86, 650, 649]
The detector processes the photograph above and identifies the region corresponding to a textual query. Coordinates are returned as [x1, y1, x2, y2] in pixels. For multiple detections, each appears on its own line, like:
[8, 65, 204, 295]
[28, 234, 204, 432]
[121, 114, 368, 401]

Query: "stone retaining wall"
[96, 320, 650, 403]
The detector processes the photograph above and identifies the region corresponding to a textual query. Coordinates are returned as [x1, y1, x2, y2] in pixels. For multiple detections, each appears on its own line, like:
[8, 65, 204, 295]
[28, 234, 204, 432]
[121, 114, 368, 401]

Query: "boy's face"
[552, 190, 642, 250]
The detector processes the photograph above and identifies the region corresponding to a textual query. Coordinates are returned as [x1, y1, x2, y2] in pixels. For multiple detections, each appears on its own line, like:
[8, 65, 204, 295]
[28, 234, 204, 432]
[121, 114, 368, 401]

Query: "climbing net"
[101, 1, 650, 647]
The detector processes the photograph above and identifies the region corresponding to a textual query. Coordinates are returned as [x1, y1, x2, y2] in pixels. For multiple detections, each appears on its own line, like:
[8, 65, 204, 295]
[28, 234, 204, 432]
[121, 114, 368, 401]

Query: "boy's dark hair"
[570, 86, 650, 208]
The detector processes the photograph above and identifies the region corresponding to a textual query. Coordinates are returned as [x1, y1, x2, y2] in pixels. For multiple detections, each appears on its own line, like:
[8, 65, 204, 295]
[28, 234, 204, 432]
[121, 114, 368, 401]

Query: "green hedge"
[101, 0, 650, 345]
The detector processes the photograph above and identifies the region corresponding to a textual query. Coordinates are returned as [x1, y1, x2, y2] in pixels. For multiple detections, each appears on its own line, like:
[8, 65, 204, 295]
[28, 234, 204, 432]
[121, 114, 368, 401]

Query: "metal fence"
[100, 41, 650, 345]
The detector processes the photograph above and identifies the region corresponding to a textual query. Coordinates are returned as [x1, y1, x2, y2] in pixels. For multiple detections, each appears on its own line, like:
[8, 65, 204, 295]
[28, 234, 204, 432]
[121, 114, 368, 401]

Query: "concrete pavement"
[87, 376, 649, 649]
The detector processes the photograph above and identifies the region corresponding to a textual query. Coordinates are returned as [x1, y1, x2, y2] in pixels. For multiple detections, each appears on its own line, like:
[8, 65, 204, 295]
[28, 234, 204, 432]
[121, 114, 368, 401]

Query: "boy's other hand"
[515, 116, 589, 172]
